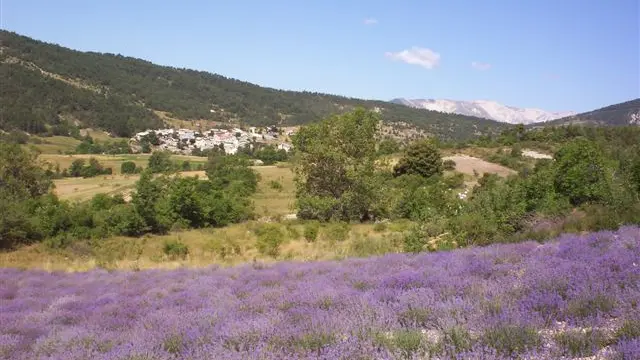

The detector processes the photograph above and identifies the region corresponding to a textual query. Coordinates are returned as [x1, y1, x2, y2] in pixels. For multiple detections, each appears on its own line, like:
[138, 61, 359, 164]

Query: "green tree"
[69, 159, 86, 177]
[629, 154, 640, 194]
[378, 137, 401, 156]
[131, 170, 164, 233]
[553, 138, 611, 205]
[0, 143, 52, 198]
[121, 161, 137, 174]
[81, 157, 108, 177]
[205, 154, 259, 196]
[181, 160, 191, 171]
[393, 139, 444, 178]
[0, 143, 54, 248]
[148, 151, 173, 173]
[293, 108, 382, 221]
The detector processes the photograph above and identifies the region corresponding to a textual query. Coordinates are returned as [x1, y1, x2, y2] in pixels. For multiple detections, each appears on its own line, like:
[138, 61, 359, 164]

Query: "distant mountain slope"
[543, 98, 640, 127]
[0, 31, 509, 139]
[391, 98, 575, 125]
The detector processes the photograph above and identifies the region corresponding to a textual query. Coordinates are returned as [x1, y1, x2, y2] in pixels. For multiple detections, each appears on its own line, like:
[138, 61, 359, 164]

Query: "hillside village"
[130, 126, 295, 155]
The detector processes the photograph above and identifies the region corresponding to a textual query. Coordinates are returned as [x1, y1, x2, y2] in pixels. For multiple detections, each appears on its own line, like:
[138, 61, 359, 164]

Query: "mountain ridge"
[391, 98, 576, 125]
[542, 98, 640, 127]
[0, 30, 509, 140]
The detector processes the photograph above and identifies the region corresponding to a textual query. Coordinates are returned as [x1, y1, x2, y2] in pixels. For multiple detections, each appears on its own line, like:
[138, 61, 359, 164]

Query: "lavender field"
[2, 228, 639, 359]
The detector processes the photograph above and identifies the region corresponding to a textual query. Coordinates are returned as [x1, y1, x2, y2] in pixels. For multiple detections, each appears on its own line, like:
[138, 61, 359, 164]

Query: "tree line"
[292, 109, 640, 251]
[0, 143, 257, 249]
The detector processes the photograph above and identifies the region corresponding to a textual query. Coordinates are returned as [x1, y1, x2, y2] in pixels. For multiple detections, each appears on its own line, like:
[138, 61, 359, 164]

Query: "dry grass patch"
[53, 174, 139, 201]
[0, 221, 408, 272]
[252, 165, 296, 217]
[24, 136, 82, 154]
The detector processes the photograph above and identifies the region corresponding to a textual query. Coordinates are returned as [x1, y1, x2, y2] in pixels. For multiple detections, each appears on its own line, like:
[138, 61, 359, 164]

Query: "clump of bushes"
[120, 161, 138, 174]
[67, 158, 112, 178]
[443, 159, 456, 170]
[303, 221, 320, 242]
[373, 222, 387, 232]
[322, 222, 350, 242]
[255, 224, 285, 257]
[163, 239, 189, 259]
[0, 143, 258, 250]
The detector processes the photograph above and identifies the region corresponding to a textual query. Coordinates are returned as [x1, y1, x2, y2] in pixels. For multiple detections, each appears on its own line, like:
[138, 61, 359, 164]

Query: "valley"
[1, 22, 640, 360]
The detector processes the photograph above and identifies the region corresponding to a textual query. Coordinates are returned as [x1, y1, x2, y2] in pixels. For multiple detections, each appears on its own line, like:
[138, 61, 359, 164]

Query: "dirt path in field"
[443, 155, 515, 178]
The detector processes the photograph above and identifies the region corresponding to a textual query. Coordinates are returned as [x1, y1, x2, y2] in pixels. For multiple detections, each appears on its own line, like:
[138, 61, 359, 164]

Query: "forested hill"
[543, 98, 640, 127]
[0, 30, 509, 138]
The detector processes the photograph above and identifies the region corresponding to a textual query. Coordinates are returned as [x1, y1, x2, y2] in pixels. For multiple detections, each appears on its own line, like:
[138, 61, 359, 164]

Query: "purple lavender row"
[1, 227, 639, 359]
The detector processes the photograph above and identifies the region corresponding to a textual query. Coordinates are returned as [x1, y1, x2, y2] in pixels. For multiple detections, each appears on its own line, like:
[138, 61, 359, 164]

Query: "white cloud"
[471, 61, 492, 71]
[363, 17, 378, 25]
[384, 47, 441, 69]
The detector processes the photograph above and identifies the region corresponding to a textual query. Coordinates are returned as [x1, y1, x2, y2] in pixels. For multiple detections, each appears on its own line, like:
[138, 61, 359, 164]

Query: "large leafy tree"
[553, 138, 611, 205]
[393, 139, 444, 178]
[292, 108, 383, 221]
[147, 151, 173, 173]
[205, 154, 259, 196]
[0, 143, 54, 248]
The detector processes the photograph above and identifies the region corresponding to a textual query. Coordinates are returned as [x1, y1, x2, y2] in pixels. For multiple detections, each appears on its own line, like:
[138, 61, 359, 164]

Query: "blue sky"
[1, 0, 638, 112]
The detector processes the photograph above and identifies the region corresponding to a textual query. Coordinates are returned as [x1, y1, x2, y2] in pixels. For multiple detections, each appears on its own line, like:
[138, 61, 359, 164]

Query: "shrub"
[373, 222, 387, 232]
[101, 204, 146, 236]
[255, 224, 285, 257]
[285, 224, 300, 239]
[553, 138, 611, 205]
[322, 222, 350, 242]
[303, 221, 320, 242]
[510, 144, 522, 158]
[181, 160, 191, 171]
[614, 319, 640, 341]
[207, 236, 241, 260]
[393, 330, 425, 358]
[443, 159, 456, 171]
[393, 140, 443, 178]
[566, 294, 616, 318]
[482, 325, 541, 356]
[441, 326, 473, 354]
[443, 172, 464, 189]
[120, 161, 137, 174]
[403, 225, 427, 253]
[148, 151, 173, 173]
[554, 329, 610, 357]
[269, 180, 283, 191]
[163, 239, 189, 259]
[44, 233, 74, 250]
[349, 233, 399, 257]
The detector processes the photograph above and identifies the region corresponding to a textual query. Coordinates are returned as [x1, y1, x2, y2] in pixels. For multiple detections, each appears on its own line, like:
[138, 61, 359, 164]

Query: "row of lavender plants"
[2, 227, 639, 359]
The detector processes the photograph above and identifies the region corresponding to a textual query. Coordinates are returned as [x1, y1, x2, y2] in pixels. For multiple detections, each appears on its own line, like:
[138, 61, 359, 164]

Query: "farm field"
[52, 174, 139, 202]
[51, 165, 296, 209]
[41, 153, 208, 175]
[23, 136, 82, 154]
[2, 227, 638, 359]
[49, 152, 509, 208]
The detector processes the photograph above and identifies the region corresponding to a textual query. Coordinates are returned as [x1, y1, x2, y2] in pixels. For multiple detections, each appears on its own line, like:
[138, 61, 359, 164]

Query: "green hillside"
[543, 98, 640, 127]
[0, 30, 509, 139]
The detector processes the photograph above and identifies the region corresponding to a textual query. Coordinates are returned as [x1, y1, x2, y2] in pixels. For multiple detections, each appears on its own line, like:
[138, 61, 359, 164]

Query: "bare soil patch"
[443, 155, 515, 178]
